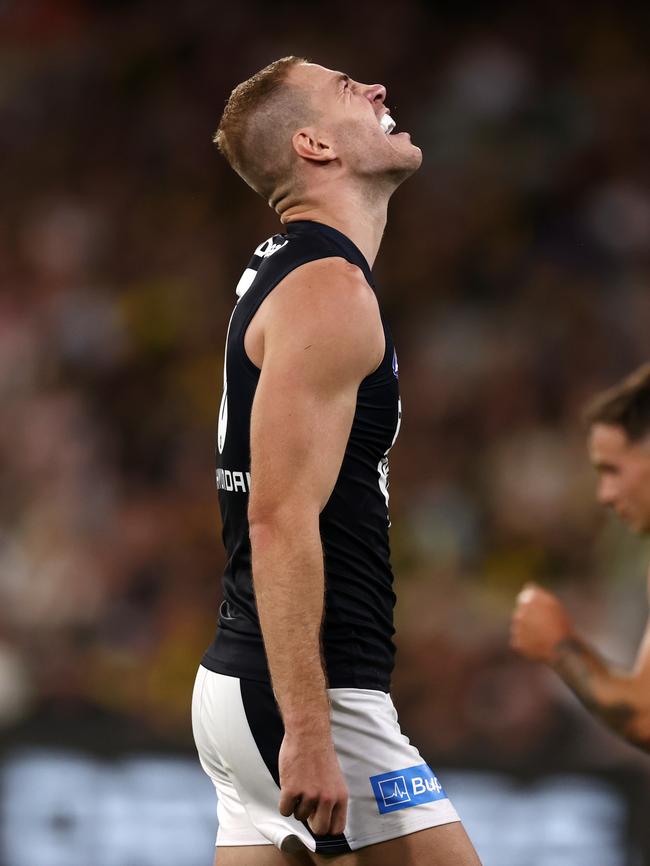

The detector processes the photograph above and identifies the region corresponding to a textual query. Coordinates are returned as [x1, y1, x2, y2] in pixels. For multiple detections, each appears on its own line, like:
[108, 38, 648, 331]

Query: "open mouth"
[380, 113, 396, 134]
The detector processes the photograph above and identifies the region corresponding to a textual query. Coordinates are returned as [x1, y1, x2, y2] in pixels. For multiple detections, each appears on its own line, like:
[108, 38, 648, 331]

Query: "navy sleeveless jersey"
[201, 220, 401, 691]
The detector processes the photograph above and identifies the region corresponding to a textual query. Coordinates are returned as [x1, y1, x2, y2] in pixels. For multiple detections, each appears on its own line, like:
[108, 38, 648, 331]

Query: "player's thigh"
[215, 845, 314, 865]
[311, 821, 481, 866]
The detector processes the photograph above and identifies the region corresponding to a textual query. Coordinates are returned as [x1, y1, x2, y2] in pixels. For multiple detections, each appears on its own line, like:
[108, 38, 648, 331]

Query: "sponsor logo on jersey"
[219, 600, 237, 621]
[369, 764, 446, 814]
[216, 468, 251, 493]
[392, 348, 399, 378]
[254, 236, 289, 259]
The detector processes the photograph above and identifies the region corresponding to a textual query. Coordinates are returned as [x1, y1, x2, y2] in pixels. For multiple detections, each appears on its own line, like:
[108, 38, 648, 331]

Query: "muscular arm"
[247, 257, 384, 831]
[511, 582, 650, 752]
[551, 635, 646, 744]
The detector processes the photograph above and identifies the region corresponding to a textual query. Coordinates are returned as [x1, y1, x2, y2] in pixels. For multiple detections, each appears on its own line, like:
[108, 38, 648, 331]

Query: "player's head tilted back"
[214, 56, 422, 215]
[585, 363, 650, 533]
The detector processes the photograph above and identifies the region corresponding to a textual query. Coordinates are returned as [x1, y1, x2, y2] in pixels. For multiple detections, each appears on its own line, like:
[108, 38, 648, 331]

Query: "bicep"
[247, 261, 383, 523]
[249, 357, 358, 521]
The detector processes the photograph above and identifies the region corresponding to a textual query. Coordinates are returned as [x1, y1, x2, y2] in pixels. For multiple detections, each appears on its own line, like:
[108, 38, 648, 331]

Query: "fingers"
[510, 585, 540, 655]
[329, 798, 348, 835]
[294, 794, 319, 824]
[278, 790, 348, 836]
[510, 626, 525, 652]
[279, 790, 323, 825]
[516, 583, 562, 610]
[517, 580, 549, 604]
[517, 585, 538, 604]
[509, 617, 524, 649]
[279, 789, 299, 818]
[510, 580, 575, 662]
[511, 588, 542, 637]
[307, 796, 335, 836]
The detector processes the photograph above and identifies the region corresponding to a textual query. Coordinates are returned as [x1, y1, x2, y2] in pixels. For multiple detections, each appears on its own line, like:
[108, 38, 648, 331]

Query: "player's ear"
[292, 128, 336, 163]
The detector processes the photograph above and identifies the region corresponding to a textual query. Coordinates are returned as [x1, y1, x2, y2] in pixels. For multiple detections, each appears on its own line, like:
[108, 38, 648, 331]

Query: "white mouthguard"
[380, 114, 396, 134]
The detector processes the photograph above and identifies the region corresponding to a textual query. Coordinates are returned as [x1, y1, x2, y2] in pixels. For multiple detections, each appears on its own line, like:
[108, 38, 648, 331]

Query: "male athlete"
[511, 363, 650, 752]
[192, 57, 481, 865]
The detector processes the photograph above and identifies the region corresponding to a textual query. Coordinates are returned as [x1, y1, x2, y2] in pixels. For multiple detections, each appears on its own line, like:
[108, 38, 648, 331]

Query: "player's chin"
[388, 140, 423, 174]
[402, 140, 423, 170]
[388, 131, 420, 152]
[409, 146, 423, 170]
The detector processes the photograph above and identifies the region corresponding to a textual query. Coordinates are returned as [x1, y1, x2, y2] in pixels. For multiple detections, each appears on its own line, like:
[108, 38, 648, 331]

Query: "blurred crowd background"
[2, 0, 650, 818]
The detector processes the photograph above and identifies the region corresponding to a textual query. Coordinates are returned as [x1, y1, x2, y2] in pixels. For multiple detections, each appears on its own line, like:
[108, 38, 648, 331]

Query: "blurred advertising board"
[0, 750, 645, 866]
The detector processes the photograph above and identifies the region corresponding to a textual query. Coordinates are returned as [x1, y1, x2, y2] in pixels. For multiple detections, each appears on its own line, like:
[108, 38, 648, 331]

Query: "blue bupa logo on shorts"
[370, 764, 447, 814]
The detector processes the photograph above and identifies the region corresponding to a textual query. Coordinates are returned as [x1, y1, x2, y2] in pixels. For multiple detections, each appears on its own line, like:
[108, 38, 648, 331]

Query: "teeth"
[380, 114, 396, 134]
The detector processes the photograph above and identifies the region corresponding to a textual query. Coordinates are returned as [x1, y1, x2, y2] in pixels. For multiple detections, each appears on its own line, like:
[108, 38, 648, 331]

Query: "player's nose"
[364, 83, 386, 106]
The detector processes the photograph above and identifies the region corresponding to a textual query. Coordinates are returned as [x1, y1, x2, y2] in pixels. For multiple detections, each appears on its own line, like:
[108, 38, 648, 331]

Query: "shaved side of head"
[214, 56, 316, 206]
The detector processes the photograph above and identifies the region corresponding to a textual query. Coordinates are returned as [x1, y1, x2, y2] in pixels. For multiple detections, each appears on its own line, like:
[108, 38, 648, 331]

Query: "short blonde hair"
[214, 56, 312, 203]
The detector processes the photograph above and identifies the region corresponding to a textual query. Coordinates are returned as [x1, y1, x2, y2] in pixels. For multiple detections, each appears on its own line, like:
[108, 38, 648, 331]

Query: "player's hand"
[510, 582, 575, 663]
[278, 730, 348, 836]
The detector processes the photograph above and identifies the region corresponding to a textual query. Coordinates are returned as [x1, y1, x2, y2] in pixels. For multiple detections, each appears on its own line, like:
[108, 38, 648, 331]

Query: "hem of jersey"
[200, 655, 392, 692]
[327, 685, 389, 696]
[200, 656, 270, 683]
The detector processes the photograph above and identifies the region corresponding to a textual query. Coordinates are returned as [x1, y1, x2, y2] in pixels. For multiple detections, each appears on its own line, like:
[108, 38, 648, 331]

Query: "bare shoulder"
[263, 257, 385, 377]
[272, 256, 378, 317]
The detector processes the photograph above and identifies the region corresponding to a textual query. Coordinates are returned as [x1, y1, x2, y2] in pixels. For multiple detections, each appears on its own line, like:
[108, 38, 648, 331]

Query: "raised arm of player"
[247, 256, 385, 836]
[510, 578, 650, 752]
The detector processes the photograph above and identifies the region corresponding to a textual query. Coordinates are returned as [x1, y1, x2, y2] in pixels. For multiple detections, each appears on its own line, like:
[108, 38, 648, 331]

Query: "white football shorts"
[192, 665, 460, 855]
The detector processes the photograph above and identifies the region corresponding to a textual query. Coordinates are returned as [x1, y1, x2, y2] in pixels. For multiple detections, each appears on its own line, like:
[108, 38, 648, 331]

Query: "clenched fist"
[510, 583, 575, 663]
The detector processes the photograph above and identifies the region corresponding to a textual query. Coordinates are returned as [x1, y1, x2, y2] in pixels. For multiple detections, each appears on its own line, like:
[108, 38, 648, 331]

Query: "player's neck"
[280, 186, 388, 269]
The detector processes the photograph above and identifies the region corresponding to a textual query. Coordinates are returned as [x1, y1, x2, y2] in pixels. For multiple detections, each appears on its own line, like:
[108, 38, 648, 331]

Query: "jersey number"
[218, 235, 289, 455]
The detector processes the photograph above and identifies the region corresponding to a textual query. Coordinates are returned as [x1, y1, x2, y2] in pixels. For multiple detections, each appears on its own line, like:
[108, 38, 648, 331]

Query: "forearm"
[551, 636, 650, 748]
[250, 514, 331, 735]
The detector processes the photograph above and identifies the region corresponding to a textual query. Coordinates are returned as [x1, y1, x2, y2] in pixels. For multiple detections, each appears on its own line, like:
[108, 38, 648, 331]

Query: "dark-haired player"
[511, 363, 650, 752]
[191, 58, 481, 865]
